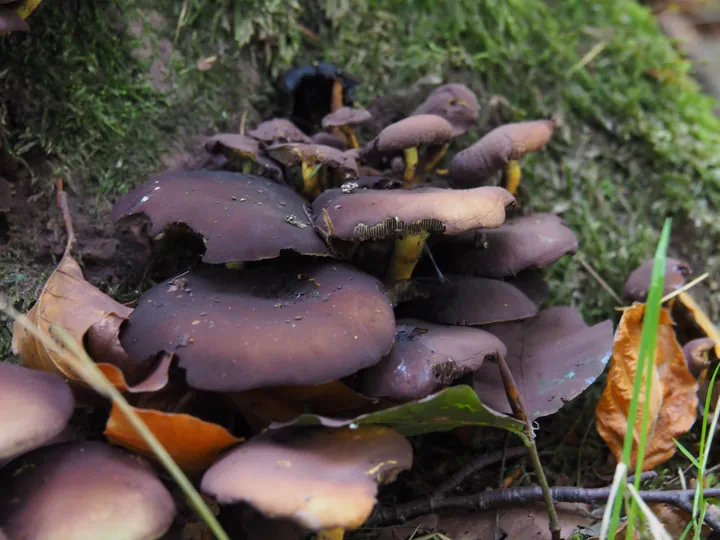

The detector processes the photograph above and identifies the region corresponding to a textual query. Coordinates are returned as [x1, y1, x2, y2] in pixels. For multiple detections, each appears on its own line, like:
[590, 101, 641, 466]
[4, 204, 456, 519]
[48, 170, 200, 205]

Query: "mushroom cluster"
[5, 78, 614, 538]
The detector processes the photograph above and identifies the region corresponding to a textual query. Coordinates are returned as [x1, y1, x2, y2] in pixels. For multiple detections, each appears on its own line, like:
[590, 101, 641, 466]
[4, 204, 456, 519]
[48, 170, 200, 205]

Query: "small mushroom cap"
[313, 186, 514, 242]
[0, 363, 75, 461]
[266, 143, 359, 180]
[311, 131, 346, 150]
[372, 114, 453, 153]
[247, 118, 311, 144]
[120, 262, 397, 392]
[623, 257, 692, 301]
[321, 106, 373, 128]
[111, 170, 328, 264]
[358, 319, 507, 401]
[205, 133, 284, 181]
[449, 119, 556, 188]
[412, 83, 479, 137]
[0, 441, 176, 540]
[201, 426, 412, 531]
[440, 213, 579, 278]
[398, 275, 539, 326]
[682, 337, 714, 377]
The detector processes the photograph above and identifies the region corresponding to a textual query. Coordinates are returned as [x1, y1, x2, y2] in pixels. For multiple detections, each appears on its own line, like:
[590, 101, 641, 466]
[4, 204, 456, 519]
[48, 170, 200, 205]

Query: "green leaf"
[674, 439, 701, 469]
[277, 385, 526, 437]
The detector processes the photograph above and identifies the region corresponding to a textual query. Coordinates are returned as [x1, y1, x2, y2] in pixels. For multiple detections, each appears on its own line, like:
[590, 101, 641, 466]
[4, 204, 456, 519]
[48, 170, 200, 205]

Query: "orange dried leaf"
[595, 303, 698, 470]
[105, 402, 242, 473]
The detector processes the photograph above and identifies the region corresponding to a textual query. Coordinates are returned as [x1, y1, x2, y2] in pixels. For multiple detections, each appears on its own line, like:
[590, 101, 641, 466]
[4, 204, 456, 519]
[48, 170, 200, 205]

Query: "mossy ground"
[1, 0, 719, 510]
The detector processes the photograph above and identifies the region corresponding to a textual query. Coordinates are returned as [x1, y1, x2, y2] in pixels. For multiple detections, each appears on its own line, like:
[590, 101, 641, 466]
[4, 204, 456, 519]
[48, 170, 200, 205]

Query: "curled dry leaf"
[104, 402, 242, 473]
[595, 303, 698, 470]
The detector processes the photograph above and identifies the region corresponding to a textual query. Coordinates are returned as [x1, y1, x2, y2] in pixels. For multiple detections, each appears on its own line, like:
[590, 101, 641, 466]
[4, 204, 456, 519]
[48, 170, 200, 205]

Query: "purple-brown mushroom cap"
[311, 132, 346, 150]
[412, 83, 479, 137]
[120, 262, 397, 392]
[0, 363, 75, 461]
[204, 133, 284, 181]
[321, 107, 373, 129]
[0, 7, 29, 33]
[247, 118, 311, 144]
[358, 319, 507, 401]
[111, 170, 328, 263]
[624, 257, 692, 301]
[370, 114, 453, 153]
[266, 143, 359, 180]
[683, 337, 714, 377]
[0, 442, 175, 540]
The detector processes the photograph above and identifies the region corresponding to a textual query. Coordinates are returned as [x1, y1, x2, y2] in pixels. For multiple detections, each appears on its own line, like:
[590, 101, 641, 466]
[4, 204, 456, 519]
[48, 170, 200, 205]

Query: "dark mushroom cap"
[371, 114, 453, 153]
[0, 7, 29, 33]
[449, 119, 556, 188]
[623, 257, 692, 301]
[682, 337, 714, 377]
[120, 262, 396, 392]
[412, 83, 479, 137]
[321, 107, 373, 128]
[358, 319, 507, 401]
[313, 186, 515, 242]
[311, 131, 346, 150]
[266, 143, 360, 180]
[0, 363, 75, 461]
[440, 213, 579, 278]
[201, 426, 412, 531]
[204, 133, 284, 181]
[111, 170, 328, 264]
[247, 118, 311, 144]
[0, 441, 175, 540]
[398, 275, 539, 326]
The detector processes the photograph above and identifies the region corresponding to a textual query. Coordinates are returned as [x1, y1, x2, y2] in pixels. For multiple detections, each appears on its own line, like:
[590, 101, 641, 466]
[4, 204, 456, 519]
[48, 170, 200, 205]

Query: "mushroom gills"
[387, 231, 430, 282]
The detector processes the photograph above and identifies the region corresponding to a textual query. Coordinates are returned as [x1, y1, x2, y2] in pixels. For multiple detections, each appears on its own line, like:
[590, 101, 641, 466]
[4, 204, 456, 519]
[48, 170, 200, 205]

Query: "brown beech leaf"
[105, 402, 242, 473]
[595, 303, 698, 470]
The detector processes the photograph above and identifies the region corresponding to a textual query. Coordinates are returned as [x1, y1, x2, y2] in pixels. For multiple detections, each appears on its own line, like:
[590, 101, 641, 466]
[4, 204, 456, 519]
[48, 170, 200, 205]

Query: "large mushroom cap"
[624, 257, 692, 301]
[321, 107, 373, 128]
[359, 319, 507, 401]
[111, 170, 328, 264]
[120, 262, 397, 392]
[247, 118, 311, 144]
[266, 143, 360, 180]
[0, 363, 75, 461]
[412, 83, 479, 137]
[0, 441, 175, 540]
[372, 114, 453, 153]
[440, 213, 579, 278]
[201, 426, 412, 531]
[313, 186, 515, 242]
[449, 119, 556, 188]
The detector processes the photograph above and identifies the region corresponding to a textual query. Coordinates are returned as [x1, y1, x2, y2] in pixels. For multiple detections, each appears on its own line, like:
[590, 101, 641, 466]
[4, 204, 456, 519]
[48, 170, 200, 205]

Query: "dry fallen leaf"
[596, 303, 698, 470]
[105, 402, 242, 473]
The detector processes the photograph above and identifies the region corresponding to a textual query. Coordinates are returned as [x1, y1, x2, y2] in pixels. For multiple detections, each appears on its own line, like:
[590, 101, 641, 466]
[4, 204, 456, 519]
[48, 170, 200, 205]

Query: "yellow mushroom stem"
[341, 125, 360, 149]
[402, 146, 419, 188]
[677, 291, 720, 358]
[317, 528, 345, 540]
[301, 161, 321, 199]
[504, 159, 522, 195]
[423, 142, 450, 175]
[387, 232, 430, 282]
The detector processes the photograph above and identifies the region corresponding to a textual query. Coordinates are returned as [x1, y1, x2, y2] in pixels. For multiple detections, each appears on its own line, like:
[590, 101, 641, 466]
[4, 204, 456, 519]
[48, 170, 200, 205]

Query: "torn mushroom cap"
[111, 170, 328, 264]
[0, 363, 75, 461]
[449, 119, 556, 188]
[623, 257, 692, 301]
[440, 213, 579, 278]
[312, 186, 515, 242]
[412, 83, 479, 137]
[247, 118, 312, 144]
[201, 426, 412, 531]
[398, 275, 539, 326]
[0, 441, 175, 540]
[371, 114, 453, 153]
[359, 319, 507, 401]
[204, 133, 283, 181]
[321, 107, 373, 129]
[311, 131, 346, 150]
[682, 338, 714, 377]
[266, 142, 360, 180]
[120, 262, 396, 392]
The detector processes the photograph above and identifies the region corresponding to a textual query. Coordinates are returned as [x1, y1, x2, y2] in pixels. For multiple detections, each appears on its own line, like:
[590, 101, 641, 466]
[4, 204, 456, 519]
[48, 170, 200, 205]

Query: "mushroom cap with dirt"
[119, 262, 397, 392]
[623, 257, 692, 301]
[321, 106, 372, 129]
[111, 170, 328, 264]
[449, 119, 556, 188]
[412, 83, 479, 137]
[0, 441, 176, 540]
[201, 426, 412, 531]
[358, 319, 507, 401]
[247, 118, 312, 144]
[0, 362, 75, 461]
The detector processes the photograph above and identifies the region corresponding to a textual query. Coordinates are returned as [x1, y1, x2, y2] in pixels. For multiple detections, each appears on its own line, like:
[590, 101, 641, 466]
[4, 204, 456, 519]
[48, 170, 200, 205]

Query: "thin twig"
[434, 447, 529, 497]
[576, 253, 622, 304]
[675, 496, 720, 532]
[368, 486, 720, 528]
